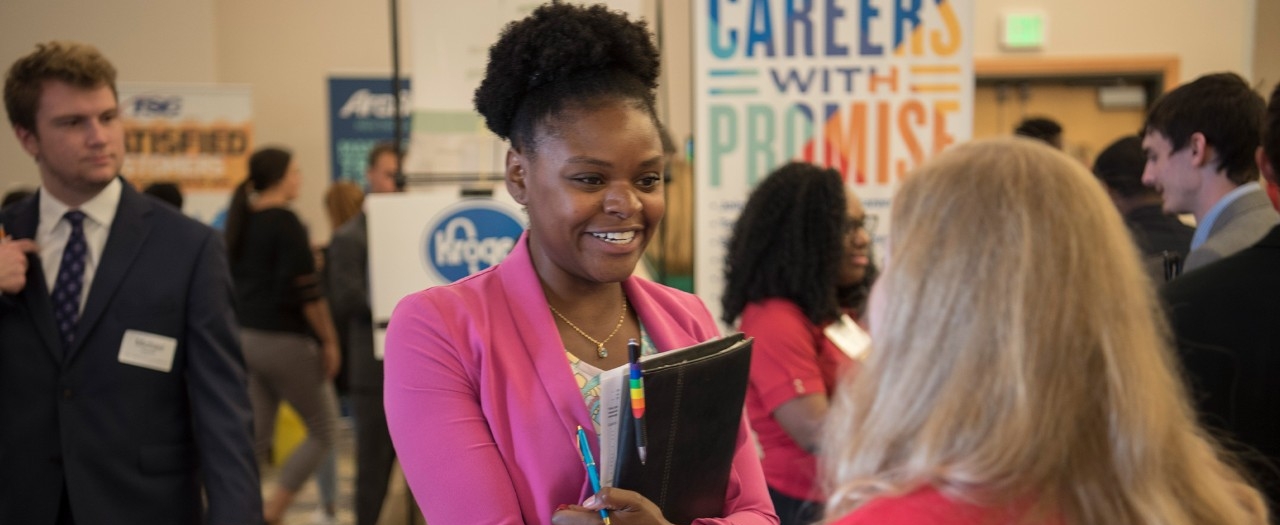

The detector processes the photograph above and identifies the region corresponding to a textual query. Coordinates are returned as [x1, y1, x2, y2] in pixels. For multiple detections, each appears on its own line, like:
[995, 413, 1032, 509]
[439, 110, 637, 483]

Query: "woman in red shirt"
[722, 162, 875, 525]
[820, 138, 1268, 525]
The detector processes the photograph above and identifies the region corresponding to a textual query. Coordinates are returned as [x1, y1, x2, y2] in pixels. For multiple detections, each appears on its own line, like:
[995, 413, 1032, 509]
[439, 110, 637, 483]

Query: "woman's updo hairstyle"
[473, 2, 661, 154]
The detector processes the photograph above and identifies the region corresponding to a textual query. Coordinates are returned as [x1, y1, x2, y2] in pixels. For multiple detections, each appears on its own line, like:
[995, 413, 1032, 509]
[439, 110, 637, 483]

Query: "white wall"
[0, 0, 218, 194]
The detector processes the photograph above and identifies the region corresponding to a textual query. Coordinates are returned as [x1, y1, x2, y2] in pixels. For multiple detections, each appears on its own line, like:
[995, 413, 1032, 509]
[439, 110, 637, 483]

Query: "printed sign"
[693, 0, 974, 323]
[366, 187, 526, 358]
[119, 83, 253, 192]
[118, 83, 253, 227]
[423, 202, 525, 283]
[328, 77, 411, 185]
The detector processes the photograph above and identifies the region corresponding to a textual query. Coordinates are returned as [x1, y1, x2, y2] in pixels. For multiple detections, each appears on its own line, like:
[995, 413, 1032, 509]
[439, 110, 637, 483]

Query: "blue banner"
[327, 76, 411, 185]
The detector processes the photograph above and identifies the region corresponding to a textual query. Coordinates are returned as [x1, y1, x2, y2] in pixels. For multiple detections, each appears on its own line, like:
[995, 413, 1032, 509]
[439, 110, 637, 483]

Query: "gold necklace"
[549, 297, 627, 358]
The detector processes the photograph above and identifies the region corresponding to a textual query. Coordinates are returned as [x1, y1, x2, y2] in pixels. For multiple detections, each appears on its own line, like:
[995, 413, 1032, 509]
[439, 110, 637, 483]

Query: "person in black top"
[225, 146, 341, 525]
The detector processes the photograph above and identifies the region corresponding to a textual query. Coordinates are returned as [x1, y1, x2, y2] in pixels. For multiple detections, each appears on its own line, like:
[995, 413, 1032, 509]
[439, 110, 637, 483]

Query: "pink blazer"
[384, 233, 778, 525]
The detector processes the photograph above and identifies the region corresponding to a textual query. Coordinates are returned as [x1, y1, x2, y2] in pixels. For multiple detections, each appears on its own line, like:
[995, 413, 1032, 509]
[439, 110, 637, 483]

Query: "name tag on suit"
[118, 329, 177, 373]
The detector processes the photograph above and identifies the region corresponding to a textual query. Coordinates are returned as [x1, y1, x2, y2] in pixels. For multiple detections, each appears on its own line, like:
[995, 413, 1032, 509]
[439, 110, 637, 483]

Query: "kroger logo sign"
[424, 202, 524, 283]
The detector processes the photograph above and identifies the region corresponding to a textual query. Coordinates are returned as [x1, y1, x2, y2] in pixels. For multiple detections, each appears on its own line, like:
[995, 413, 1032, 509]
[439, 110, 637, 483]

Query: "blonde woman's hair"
[820, 137, 1267, 525]
[324, 181, 364, 230]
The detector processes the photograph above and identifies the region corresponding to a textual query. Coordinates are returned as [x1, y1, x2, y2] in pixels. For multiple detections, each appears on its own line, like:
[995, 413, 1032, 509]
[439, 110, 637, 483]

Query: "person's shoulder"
[258, 206, 302, 223]
[398, 262, 504, 311]
[833, 487, 1013, 525]
[133, 192, 217, 239]
[1213, 191, 1278, 235]
[388, 263, 509, 341]
[1165, 239, 1279, 302]
[255, 207, 309, 239]
[332, 212, 366, 240]
[831, 487, 951, 524]
[743, 297, 805, 318]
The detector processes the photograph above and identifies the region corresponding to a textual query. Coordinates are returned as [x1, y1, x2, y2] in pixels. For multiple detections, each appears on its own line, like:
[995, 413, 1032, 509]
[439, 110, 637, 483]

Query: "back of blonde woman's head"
[821, 137, 1266, 525]
[325, 181, 364, 230]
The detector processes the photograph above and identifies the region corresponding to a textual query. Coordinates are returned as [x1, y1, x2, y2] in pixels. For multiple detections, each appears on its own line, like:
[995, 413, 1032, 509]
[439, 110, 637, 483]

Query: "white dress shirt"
[37, 178, 122, 314]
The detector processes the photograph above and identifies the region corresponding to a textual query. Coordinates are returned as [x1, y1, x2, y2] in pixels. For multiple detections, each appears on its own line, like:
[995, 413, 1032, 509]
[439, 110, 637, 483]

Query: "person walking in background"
[327, 142, 401, 525]
[225, 146, 341, 525]
[302, 180, 364, 525]
[382, 4, 777, 524]
[0, 40, 261, 524]
[721, 162, 875, 525]
[320, 179, 364, 391]
[1141, 72, 1277, 274]
[821, 137, 1268, 525]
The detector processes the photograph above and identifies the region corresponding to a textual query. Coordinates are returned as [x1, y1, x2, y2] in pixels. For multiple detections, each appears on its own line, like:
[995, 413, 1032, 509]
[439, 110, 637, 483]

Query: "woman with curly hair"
[721, 162, 874, 525]
[821, 138, 1269, 525]
[382, 3, 777, 525]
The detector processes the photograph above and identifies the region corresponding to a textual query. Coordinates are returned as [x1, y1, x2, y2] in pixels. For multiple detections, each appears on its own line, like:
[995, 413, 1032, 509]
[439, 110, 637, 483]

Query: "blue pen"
[576, 425, 611, 525]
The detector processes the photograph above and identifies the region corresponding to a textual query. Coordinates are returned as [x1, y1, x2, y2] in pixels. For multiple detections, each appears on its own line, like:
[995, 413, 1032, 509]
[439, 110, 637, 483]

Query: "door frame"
[975, 55, 1180, 93]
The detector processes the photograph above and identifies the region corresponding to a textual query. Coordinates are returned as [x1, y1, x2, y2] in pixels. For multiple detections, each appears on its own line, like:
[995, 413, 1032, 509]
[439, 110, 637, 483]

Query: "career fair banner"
[118, 83, 253, 227]
[327, 76, 411, 185]
[693, 0, 973, 322]
[366, 188, 526, 359]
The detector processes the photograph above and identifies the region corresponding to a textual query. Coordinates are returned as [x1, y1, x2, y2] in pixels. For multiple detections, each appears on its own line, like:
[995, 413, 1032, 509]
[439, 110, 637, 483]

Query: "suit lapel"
[6, 193, 65, 362]
[497, 234, 597, 441]
[68, 183, 153, 361]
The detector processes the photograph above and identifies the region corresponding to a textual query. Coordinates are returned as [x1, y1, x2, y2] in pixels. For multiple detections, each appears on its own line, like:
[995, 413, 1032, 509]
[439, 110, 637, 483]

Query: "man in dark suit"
[328, 142, 401, 525]
[1141, 72, 1278, 275]
[1161, 81, 1280, 514]
[0, 41, 261, 524]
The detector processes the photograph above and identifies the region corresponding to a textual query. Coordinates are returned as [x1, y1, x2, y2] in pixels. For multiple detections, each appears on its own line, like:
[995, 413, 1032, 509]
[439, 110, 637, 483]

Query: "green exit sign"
[1002, 12, 1046, 50]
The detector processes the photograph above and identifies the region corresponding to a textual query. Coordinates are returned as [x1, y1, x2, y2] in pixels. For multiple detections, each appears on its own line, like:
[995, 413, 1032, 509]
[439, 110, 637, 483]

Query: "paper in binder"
[598, 333, 753, 525]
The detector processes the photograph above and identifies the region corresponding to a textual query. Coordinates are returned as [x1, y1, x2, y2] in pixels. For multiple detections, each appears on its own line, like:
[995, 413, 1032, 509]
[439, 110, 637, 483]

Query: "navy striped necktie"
[51, 210, 88, 348]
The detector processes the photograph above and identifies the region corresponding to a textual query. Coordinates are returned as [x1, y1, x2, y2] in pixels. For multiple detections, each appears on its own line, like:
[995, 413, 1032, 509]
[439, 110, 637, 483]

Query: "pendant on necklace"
[597, 344, 608, 359]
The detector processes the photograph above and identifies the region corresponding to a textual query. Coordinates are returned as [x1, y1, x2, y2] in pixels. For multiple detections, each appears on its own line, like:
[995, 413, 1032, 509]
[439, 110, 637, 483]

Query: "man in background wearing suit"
[1141, 72, 1278, 274]
[0, 41, 261, 524]
[328, 142, 401, 525]
[1161, 81, 1280, 515]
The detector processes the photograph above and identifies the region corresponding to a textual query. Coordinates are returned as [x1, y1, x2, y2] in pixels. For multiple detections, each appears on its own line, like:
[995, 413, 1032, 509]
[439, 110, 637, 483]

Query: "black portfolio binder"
[611, 333, 753, 525]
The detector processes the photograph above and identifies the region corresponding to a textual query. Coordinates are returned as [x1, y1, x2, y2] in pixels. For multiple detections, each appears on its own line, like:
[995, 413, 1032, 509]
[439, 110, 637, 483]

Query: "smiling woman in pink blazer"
[382, 4, 776, 525]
